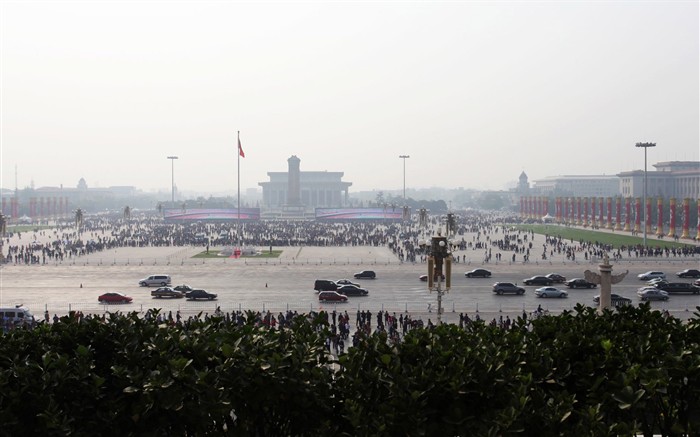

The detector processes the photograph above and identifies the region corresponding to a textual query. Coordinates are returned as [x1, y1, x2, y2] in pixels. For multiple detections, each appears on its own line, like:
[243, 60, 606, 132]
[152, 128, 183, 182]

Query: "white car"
[637, 288, 669, 301]
[646, 277, 667, 285]
[637, 271, 666, 281]
[534, 287, 568, 298]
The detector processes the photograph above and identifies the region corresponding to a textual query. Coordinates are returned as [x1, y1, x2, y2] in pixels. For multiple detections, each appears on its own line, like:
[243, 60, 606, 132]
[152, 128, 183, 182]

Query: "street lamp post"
[419, 228, 452, 325]
[167, 156, 178, 207]
[399, 155, 410, 201]
[635, 142, 656, 248]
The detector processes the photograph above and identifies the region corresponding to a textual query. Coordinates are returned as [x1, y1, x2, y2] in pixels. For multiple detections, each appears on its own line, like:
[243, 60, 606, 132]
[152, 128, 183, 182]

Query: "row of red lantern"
[519, 196, 700, 239]
[1, 197, 71, 219]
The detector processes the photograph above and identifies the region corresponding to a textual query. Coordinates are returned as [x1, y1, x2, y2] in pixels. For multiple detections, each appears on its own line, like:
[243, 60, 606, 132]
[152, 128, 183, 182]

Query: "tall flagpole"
[237, 130, 241, 249]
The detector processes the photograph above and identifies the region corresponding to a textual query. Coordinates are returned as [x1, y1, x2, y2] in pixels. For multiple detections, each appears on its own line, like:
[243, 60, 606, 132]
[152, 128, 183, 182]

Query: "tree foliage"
[0, 306, 698, 436]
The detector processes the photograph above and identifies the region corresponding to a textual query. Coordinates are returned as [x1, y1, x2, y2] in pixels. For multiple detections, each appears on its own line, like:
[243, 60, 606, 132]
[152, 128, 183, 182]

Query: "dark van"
[314, 280, 338, 292]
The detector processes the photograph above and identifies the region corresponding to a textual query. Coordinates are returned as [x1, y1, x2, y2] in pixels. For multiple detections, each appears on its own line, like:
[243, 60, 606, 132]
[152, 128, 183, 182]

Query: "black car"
[337, 285, 369, 296]
[654, 282, 700, 294]
[523, 276, 553, 286]
[492, 282, 525, 295]
[465, 268, 492, 278]
[354, 270, 376, 279]
[314, 279, 338, 291]
[676, 269, 700, 278]
[593, 294, 632, 306]
[185, 289, 218, 300]
[545, 273, 567, 283]
[564, 278, 597, 289]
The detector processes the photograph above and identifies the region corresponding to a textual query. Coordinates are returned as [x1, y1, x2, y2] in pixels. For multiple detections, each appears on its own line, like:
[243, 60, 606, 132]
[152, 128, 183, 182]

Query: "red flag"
[238, 136, 245, 158]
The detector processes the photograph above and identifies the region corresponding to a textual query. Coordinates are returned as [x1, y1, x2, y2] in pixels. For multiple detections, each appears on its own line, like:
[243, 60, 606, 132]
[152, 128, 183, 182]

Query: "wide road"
[2, 244, 698, 323]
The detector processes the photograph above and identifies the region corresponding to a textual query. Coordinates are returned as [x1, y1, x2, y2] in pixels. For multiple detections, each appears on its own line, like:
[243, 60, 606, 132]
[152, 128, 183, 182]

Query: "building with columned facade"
[618, 161, 700, 200]
[258, 156, 352, 210]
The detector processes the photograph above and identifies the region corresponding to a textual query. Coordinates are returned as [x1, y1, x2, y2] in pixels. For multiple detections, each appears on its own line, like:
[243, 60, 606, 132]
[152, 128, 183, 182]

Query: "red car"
[318, 291, 348, 303]
[98, 292, 133, 304]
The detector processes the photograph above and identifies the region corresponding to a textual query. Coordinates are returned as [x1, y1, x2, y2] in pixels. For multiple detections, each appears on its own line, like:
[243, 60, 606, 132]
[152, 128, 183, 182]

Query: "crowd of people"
[2, 210, 698, 267]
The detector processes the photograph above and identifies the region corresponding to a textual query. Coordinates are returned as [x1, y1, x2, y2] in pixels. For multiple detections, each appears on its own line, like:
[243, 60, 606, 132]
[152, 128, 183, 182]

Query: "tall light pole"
[167, 156, 178, 207]
[399, 155, 410, 201]
[635, 142, 655, 248]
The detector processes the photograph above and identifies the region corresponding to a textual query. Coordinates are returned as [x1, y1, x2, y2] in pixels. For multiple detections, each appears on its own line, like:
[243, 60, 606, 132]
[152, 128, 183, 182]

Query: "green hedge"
[0, 306, 698, 436]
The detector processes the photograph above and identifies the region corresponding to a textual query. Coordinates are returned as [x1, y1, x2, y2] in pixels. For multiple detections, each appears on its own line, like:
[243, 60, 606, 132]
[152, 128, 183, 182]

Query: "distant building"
[618, 161, 700, 199]
[516, 171, 530, 194]
[531, 175, 620, 198]
[258, 156, 352, 209]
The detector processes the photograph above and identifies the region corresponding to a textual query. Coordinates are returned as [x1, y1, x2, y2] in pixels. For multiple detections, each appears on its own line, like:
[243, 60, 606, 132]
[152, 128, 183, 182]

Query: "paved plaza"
[2, 228, 699, 323]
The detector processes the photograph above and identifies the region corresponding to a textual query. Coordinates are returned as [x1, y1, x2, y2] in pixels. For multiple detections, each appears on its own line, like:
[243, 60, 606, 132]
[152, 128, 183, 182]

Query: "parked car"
[654, 282, 700, 294]
[465, 268, 492, 278]
[564, 278, 597, 289]
[337, 285, 369, 296]
[545, 273, 567, 283]
[523, 276, 553, 286]
[676, 269, 700, 278]
[318, 291, 348, 302]
[139, 274, 172, 287]
[173, 284, 195, 292]
[593, 294, 632, 305]
[354, 270, 376, 279]
[336, 279, 359, 287]
[637, 271, 666, 281]
[150, 287, 184, 298]
[637, 288, 669, 301]
[314, 280, 338, 291]
[98, 292, 133, 304]
[185, 289, 218, 300]
[535, 287, 568, 298]
[492, 282, 525, 295]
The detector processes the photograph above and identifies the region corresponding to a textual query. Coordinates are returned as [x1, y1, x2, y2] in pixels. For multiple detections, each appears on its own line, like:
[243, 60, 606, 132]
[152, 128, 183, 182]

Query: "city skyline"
[2, 2, 698, 195]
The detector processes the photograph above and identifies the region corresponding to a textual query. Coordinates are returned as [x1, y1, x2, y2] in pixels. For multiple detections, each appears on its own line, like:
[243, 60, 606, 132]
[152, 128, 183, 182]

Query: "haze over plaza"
[1, 1, 698, 196]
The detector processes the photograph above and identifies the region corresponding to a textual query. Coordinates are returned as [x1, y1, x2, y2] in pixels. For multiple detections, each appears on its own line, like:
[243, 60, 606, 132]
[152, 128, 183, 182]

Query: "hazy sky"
[1, 1, 698, 197]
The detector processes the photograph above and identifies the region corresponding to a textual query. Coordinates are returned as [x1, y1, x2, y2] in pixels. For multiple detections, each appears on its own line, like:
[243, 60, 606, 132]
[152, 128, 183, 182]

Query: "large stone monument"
[584, 255, 628, 311]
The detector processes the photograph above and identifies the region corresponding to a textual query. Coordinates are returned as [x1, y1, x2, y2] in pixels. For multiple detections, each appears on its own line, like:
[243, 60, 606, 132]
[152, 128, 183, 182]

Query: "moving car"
[173, 284, 195, 292]
[0, 305, 36, 327]
[637, 288, 669, 301]
[139, 274, 172, 287]
[337, 285, 369, 296]
[354, 270, 376, 279]
[314, 280, 338, 292]
[545, 273, 567, 283]
[593, 294, 632, 306]
[336, 279, 359, 287]
[150, 287, 184, 298]
[637, 271, 665, 281]
[654, 282, 700, 294]
[564, 278, 597, 289]
[419, 274, 445, 282]
[535, 287, 568, 298]
[523, 276, 554, 286]
[185, 289, 218, 300]
[98, 292, 133, 304]
[318, 291, 348, 302]
[492, 282, 525, 295]
[676, 269, 700, 278]
[465, 268, 492, 278]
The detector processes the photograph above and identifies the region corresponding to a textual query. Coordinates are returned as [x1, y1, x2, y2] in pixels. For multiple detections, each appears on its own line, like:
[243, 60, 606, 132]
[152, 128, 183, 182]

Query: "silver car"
[535, 287, 568, 298]
[637, 288, 669, 301]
